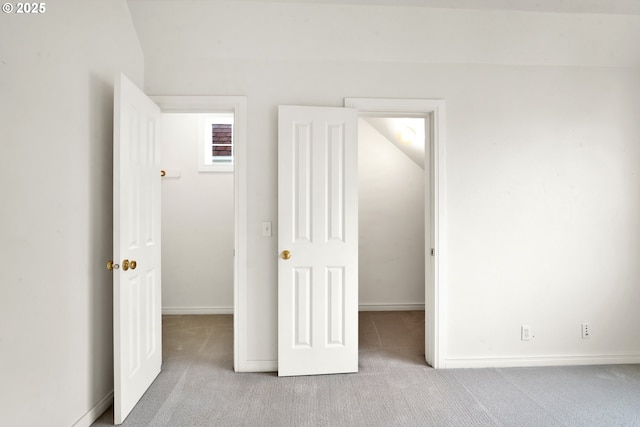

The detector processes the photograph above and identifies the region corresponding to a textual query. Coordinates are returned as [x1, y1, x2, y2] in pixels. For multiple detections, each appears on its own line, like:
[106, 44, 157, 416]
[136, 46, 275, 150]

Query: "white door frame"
[150, 95, 248, 372]
[345, 98, 446, 368]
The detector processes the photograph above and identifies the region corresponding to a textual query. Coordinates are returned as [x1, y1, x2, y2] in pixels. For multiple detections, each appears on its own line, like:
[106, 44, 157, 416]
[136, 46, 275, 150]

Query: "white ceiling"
[127, 0, 640, 68]
[149, 0, 640, 15]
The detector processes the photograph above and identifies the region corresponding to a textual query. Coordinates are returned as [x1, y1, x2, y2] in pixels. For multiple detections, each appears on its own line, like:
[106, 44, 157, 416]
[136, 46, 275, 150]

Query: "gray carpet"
[92, 312, 640, 426]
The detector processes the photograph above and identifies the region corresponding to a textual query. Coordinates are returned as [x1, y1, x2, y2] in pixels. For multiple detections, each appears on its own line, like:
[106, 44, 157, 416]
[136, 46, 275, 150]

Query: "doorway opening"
[159, 112, 235, 316]
[346, 98, 446, 368]
[151, 95, 248, 372]
[357, 115, 427, 366]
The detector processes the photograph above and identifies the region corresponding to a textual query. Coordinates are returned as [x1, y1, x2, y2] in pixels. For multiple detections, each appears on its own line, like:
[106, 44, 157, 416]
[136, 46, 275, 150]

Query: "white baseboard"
[359, 303, 425, 311]
[162, 306, 233, 315]
[71, 391, 113, 427]
[236, 360, 277, 373]
[164, 304, 422, 315]
[443, 353, 640, 369]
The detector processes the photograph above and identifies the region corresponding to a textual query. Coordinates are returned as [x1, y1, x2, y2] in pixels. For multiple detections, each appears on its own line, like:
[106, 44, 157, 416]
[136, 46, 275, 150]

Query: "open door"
[277, 106, 358, 376]
[112, 73, 162, 424]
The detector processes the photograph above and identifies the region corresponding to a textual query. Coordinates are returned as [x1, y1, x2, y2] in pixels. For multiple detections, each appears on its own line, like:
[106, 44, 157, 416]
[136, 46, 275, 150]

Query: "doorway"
[358, 115, 427, 366]
[159, 113, 235, 316]
[346, 98, 446, 368]
[151, 95, 248, 372]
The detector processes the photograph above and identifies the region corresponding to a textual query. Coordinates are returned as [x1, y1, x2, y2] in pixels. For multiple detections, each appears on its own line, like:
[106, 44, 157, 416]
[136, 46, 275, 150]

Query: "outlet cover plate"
[582, 323, 591, 339]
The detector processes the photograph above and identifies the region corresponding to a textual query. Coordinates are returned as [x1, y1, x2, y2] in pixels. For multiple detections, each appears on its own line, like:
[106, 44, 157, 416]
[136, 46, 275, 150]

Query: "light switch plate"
[262, 221, 272, 237]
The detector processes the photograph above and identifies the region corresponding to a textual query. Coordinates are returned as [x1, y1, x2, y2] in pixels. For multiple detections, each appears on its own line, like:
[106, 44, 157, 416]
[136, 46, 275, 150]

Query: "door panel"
[278, 105, 358, 377]
[113, 73, 162, 424]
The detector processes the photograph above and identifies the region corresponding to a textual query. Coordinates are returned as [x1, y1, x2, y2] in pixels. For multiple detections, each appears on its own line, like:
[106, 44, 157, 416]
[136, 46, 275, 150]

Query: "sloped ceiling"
[365, 117, 425, 169]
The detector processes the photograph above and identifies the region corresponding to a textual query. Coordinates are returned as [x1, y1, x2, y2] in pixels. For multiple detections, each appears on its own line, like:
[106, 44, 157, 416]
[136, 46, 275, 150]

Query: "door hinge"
[431, 248, 435, 256]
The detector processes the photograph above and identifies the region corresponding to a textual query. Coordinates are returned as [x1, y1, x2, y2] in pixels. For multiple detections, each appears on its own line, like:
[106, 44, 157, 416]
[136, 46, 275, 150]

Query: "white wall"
[0, 1, 144, 425]
[358, 119, 425, 308]
[160, 114, 234, 313]
[128, 1, 640, 368]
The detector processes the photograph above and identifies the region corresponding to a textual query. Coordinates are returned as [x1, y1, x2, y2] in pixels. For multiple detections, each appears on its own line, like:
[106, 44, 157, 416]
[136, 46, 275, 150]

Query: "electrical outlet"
[521, 326, 531, 341]
[582, 323, 591, 339]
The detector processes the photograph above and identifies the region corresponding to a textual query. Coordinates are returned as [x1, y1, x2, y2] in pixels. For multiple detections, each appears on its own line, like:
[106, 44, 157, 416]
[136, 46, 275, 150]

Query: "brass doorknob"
[280, 250, 291, 260]
[130, 260, 137, 270]
[122, 259, 130, 271]
[107, 260, 119, 271]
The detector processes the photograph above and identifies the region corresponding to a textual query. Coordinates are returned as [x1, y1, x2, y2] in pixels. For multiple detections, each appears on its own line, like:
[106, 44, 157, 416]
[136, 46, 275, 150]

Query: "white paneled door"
[278, 106, 359, 376]
[113, 73, 162, 424]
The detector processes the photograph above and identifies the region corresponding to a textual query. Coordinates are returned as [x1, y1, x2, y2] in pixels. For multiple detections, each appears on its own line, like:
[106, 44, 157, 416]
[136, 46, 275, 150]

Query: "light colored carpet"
[92, 312, 640, 426]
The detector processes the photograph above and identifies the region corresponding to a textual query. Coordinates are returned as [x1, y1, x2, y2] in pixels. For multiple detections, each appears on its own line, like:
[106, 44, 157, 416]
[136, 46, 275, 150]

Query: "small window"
[199, 113, 234, 172]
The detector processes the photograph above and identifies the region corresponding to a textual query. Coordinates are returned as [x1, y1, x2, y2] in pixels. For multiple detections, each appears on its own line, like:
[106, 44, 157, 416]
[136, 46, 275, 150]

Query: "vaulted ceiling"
[365, 117, 426, 169]
[127, 0, 640, 68]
